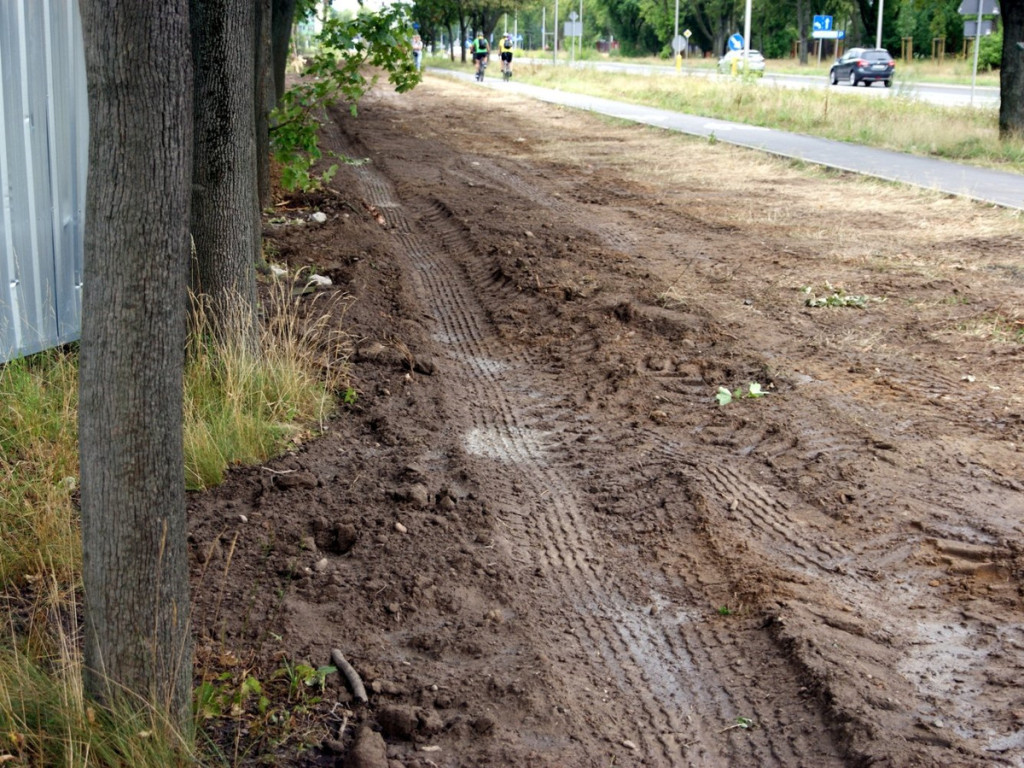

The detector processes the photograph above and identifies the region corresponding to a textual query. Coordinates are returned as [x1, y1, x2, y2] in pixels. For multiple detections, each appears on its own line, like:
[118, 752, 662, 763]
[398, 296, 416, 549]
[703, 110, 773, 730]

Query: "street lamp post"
[876, 0, 884, 48]
[673, 0, 679, 57]
[743, 0, 752, 63]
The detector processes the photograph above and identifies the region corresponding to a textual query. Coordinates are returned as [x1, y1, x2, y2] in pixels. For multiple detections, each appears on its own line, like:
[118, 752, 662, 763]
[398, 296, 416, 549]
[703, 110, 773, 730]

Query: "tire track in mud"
[448, 159, 642, 254]
[634, 418, 1024, 765]
[337, 135, 847, 766]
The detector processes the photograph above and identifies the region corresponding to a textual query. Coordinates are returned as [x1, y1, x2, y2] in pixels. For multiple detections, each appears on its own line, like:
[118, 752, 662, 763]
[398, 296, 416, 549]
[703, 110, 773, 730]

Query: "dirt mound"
[189, 76, 1024, 767]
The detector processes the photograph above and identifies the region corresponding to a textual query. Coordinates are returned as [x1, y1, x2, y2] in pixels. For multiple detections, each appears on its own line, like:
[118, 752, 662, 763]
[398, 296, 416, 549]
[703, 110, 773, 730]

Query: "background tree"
[78, 0, 194, 734]
[1000, 0, 1023, 137]
[272, 0, 300, 104]
[689, 0, 737, 56]
[257, 0, 274, 208]
[191, 0, 262, 344]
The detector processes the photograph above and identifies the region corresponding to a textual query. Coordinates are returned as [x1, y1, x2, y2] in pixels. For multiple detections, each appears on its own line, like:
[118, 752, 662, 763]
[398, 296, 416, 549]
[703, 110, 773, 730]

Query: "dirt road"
[189, 76, 1024, 767]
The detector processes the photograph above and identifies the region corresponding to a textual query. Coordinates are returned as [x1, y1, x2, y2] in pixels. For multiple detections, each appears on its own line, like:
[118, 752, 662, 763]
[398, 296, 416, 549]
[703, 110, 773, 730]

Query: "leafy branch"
[270, 3, 420, 192]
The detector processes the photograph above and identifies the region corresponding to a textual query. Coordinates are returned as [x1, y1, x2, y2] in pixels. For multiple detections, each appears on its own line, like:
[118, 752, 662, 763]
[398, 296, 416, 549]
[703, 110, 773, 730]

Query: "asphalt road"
[432, 69, 1024, 211]
[529, 57, 1002, 109]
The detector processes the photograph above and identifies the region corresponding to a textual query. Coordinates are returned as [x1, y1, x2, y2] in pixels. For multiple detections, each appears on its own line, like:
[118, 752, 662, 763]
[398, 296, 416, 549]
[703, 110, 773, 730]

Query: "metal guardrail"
[0, 0, 87, 364]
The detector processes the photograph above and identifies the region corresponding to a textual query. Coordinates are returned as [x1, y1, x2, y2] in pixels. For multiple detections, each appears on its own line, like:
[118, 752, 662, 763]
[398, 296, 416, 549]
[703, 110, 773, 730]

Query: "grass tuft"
[0, 269, 351, 766]
[1, 574, 195, 767]
[0, 349, 81, 585]
[184, 276, 350, 490]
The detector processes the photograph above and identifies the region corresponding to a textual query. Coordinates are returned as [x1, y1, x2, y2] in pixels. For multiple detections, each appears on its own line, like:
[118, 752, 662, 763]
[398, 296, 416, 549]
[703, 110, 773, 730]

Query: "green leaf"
[715, 386, 733, 406]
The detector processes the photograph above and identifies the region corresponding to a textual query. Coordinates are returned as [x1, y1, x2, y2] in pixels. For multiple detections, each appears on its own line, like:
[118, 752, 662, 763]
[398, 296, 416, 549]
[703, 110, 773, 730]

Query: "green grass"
[0, 349, 81, 585]
[184, 280, 342, 490]
[0, 587, 196, 768]
[0, 269, 350, 767]
[521, 64, 1020, 172]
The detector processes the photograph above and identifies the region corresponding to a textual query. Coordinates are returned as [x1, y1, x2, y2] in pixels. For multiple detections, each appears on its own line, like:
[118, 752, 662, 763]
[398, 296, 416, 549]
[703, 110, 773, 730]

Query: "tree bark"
[78, 0, 193, 734]
[999, 0, 1024, 138]
[191, 0, 260, 343]
[797, 0, 808, 64]
[256, 0, 273, 210]
[272, 0, 298, 105]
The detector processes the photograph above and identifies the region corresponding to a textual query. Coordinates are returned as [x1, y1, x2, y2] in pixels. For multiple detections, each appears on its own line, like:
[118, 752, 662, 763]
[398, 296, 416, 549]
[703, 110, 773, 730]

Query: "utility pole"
[743, 0, 752, 62]
[554, 0, 559, 63]
[674, 0, 679, 62]
[876, 0, 884, 48]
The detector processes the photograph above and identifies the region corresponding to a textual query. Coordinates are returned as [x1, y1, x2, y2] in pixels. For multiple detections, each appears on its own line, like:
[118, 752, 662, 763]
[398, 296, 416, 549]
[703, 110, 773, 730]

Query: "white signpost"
[564, 10, 581, 63]
[960, 0, 1000, 106]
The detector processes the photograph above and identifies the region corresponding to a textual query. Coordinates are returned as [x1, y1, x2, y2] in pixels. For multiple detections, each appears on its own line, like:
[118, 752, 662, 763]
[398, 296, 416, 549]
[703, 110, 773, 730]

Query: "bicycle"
[501, 58, 512, 81]
[475, 59, 487, 81]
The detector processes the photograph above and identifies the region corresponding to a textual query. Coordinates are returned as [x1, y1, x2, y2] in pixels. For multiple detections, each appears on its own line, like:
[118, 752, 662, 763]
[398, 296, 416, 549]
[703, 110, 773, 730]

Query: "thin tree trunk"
[272, 0, 298, 105]
[78, 0, 193, 734]
[256, 0, 273, 210]
[999, 0, 1024, 138]
[191, 0, 260, 344]
[797, 0, 808, 64]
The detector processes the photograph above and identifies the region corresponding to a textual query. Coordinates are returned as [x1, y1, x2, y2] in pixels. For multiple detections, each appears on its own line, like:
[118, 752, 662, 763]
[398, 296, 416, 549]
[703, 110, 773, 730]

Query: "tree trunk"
[78, 0, 193, 734]
[999, 0, 1024, 138]
[272, 0, 298, 105]
[256, 0, 273, 210]
[191, 0, 260, 343]
[797, 0, 809, 64]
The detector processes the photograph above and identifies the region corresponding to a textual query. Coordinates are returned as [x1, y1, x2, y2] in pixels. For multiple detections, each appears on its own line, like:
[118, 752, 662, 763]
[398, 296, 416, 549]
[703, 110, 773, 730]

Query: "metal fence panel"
[0, 0, 87, 364]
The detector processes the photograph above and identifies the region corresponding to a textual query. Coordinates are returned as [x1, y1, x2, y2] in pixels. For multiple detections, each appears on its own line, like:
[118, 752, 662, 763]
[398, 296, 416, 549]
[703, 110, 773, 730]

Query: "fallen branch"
[331, 648, 368, 704]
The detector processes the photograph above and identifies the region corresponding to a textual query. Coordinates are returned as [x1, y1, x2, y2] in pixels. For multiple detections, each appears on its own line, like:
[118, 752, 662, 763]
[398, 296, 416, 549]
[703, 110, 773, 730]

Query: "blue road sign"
[812, 15, 833, 31]
[728, 33, 744, 51]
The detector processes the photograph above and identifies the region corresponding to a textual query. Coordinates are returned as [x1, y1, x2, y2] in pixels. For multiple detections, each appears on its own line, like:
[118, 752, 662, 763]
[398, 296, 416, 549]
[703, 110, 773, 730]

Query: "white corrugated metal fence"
[0, 0, 87, 364]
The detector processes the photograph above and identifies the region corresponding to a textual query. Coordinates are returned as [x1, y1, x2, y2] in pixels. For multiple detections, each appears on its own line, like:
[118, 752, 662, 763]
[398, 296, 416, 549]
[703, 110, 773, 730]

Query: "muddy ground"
[188, 75, 1024, 767]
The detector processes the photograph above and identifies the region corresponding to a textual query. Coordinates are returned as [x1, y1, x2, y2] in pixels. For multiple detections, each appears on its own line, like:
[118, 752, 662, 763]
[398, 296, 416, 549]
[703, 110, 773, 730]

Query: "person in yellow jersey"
[498, 33, 514, 80]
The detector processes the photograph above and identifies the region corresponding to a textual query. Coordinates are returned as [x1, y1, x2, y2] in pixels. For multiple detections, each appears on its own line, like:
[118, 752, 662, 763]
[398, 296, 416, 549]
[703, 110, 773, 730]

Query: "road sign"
[814, 30, 845, 39]
[683, 29, 692, 38]
[958, 0, 999, 15]
[964, 18, 995, 37]
[728, 33, 743, 51]
[812, 15, 834, 38]
[563, 21, 582, 37]
[672, 34, 685, 53]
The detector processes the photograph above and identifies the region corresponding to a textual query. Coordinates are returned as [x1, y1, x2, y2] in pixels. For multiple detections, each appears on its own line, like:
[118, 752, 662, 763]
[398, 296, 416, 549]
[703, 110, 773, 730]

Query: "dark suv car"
[829, 48, 895, 87]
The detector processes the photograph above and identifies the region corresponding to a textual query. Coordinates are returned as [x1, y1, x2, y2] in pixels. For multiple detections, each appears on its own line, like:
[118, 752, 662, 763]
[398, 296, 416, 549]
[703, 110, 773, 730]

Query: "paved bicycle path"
[432, 70, 1024, 211]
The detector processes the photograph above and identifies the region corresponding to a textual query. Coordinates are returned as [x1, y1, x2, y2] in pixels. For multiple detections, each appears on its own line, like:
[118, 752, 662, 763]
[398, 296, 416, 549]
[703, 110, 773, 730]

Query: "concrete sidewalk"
[435, 70, 1024, 211]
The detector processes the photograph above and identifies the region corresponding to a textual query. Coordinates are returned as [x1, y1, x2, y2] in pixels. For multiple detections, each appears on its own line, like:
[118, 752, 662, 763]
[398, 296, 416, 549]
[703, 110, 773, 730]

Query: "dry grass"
[0, 266, 353, 767]
[495, 63, 1022, 172]
[184, 272, 352, 489]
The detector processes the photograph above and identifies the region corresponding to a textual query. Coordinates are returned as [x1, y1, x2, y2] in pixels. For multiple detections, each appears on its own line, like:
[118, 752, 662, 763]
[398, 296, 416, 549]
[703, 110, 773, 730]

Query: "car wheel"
[849, 71, 858, 86]
[830, 70, 838, 85]
[884, 79, 892, 88]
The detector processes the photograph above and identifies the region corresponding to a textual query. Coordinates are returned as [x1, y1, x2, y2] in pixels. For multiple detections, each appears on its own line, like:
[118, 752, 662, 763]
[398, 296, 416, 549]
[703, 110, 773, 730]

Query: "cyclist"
[499, 34, 514, 80]
[472, 32, 489, 81]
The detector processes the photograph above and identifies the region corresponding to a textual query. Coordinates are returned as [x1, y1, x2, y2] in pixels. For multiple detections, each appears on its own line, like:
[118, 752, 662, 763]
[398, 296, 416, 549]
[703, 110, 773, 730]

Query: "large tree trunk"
[1000, 0, 1024, 138]
[78, 0, 193, 734]
[271, 0, 298, 105]
[191, 0, 260, 343]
